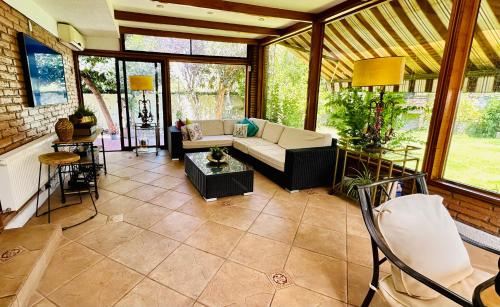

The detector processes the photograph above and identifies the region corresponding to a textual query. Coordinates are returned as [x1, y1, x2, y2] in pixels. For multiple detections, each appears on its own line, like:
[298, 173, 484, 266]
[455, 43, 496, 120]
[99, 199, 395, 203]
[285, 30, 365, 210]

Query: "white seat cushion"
[182, 135, 233, 149]
[278, 126, 332, 149]
[223, 119, 238, 135]
[249, 118, 267, 138]
[261, 122, 285, 143]
[192, 120, 224, 136]
[378, 269, 492, 307]
[248, 144, 286, 172]
[233, 137, 275, 154]
[375, 194, 473, 299]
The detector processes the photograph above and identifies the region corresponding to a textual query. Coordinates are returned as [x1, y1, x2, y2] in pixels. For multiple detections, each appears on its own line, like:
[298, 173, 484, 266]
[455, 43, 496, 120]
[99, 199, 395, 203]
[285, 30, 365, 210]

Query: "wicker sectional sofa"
[167, 118, 337, 191]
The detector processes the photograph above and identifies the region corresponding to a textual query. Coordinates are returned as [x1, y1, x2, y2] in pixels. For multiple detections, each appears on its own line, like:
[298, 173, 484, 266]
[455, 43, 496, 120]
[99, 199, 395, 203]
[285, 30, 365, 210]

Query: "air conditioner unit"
[57, 23, 85, 51]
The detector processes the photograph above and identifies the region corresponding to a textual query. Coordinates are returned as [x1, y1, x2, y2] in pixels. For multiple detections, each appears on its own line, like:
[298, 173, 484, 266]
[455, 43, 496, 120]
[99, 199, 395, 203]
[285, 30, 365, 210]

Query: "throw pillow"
[186, 123, 202, 141]
[233, 124, 248, 138]
[239, 118, 259, 137]
[185, 118, 192, 125]
[180, 126, 189, 141]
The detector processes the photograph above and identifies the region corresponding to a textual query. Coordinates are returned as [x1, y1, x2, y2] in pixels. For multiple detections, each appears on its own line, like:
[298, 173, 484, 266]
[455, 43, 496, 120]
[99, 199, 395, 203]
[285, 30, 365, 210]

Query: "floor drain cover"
[266, 271, 294, 289]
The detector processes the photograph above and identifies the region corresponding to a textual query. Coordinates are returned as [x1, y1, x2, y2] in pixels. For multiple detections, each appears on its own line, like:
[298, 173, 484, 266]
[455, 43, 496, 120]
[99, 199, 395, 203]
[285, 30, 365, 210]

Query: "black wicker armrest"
[284, 144, 336, 190]
[167, 126, 183, 159]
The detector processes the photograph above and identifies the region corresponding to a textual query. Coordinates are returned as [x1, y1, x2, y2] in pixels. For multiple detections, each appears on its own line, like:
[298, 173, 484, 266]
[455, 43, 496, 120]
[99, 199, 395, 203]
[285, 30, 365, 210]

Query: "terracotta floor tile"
[307, 194, 348, 214]
[109, 167, 145, 178]
[229, 194, 271, 211]
[77, 221, 142, 255]
[149, 190, 193, 210]
[48, 258, 142, 307]
[272, 285, 346, 307]
[129, 171, 165, 184]
[285, 247, 347, 301]
[125, 185, 168, 202]
[62, 213, 108, 241]
[346, 234, 391, 273]
[149, 245, 224, 299]
[149, 211, 204, 241]
[130, 161, 162, 171]
[346, 214, 369, 238]
[273, 190, 310, 204]
[294, 223, 347, 260]
[109, 230, 180, 274]
[150, 176, 184, 190]
[102, 179, 144, 195]
[249, 213, 299, 244]
[97, 174, 122, 188]
[302, 206, 346, 233]
[185, 221, 244, 257]
[263, 198, 306, 221]
[229, 233, 291, 272]
[173, 181, 200, 196]
[38, 242, 103, 296]
[177, 198, 224, 220]
[97, 195, 145, 216]
[347, 262, 388, 307]
[208, 206, 260, 231]
[115, 278, 194, 307]
[33, 299, 58, 307]
[198, 261, 274, 307]
[123, 203, 172, 229]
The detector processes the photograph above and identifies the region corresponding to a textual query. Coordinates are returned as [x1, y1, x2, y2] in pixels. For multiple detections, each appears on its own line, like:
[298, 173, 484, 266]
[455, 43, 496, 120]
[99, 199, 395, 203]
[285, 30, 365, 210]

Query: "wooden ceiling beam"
[259, 22, 311, 46]
[119, 26, 259, 44]
[114, 10, 280, 36]
[154, 0, 314, 22]
[316, 0, 388, 23]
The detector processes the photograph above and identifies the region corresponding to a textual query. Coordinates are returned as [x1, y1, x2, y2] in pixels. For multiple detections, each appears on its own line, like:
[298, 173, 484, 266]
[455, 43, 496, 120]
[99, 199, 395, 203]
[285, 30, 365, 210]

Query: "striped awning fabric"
[279, 0, 499, 92]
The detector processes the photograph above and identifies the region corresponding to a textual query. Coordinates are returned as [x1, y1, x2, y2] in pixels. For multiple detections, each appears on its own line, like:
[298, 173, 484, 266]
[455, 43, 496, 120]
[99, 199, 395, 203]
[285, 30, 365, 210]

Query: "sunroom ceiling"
[283, 0, 500, 83]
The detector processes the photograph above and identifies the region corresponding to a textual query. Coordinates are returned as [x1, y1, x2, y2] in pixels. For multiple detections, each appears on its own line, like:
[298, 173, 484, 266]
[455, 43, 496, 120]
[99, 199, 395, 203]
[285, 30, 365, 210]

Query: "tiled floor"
[26, 151, 497, 307]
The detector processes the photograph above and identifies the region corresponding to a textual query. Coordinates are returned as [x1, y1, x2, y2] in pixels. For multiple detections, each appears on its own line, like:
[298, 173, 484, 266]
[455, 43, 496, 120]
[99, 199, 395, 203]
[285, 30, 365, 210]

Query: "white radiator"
[0, 133, 57, 212]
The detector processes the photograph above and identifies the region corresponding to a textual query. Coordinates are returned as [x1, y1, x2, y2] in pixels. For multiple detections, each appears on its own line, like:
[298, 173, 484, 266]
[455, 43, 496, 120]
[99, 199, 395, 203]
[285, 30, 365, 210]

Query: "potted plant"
[209, 146, 228, 163]
[175, 110, 184, 129]
[69, 105, 97, 126]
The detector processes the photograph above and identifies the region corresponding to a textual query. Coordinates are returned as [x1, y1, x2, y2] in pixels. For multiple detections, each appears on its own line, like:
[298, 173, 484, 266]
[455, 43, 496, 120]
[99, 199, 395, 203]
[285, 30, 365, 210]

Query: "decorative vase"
[211, 151, 223, 161]
[55, 118, 74, 142]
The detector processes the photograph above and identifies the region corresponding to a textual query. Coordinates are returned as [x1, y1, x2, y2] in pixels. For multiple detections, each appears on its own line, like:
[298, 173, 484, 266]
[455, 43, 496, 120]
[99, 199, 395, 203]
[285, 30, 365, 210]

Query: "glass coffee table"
[184, 152, 254, 201]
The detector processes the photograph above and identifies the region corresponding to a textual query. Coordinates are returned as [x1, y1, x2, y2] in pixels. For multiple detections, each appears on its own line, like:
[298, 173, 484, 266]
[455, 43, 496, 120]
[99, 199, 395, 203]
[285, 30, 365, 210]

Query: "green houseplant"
[209, 146, 228, 162]
[69, 105, 97, 126]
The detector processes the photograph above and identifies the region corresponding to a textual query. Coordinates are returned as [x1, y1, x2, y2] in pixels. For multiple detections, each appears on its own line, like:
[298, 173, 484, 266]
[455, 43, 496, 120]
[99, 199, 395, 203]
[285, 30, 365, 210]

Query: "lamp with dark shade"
[129, 75, 154, 128]
[352, 57, 406, 149]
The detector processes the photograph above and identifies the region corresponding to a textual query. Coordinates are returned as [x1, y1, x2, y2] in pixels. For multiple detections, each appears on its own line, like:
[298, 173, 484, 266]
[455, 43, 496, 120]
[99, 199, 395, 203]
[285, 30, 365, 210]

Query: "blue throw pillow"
[239, 118, 259, 137]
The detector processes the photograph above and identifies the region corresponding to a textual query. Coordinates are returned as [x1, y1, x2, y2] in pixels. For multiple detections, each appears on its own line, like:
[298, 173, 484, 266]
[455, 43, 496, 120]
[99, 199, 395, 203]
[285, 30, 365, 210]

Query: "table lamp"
[129, 75, 154, 128]
[352, 57, 405, 148]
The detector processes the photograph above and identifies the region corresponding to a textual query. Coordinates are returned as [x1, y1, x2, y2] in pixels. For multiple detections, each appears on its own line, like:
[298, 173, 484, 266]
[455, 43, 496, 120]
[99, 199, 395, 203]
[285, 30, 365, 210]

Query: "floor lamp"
[352, 57, 406, 148]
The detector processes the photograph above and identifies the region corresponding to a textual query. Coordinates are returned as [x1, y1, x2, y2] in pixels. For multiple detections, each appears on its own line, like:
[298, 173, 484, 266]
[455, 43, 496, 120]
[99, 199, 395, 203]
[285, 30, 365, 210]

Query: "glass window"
[264, 34, 310, 128]
[316, 0, 452, 170]
[444, 0, 499, 193]
[124, 34, 247, 57]
[170, 62, 246, 121]
[191, 40, 247, 57]
[124, 34, 191, 54]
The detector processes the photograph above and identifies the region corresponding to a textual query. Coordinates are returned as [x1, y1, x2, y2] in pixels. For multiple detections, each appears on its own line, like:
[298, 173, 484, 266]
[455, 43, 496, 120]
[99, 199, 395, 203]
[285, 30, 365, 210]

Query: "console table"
[52, 129, 107, 201]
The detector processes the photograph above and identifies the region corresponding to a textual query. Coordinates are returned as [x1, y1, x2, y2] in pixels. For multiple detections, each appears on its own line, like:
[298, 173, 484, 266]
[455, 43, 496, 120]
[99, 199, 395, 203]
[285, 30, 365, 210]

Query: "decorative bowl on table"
[206, 152, 229, 164]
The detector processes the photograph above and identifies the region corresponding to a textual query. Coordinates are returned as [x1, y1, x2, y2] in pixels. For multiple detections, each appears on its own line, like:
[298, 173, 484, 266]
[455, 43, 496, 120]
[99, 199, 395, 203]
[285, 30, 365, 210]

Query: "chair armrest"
[167, 126, 183, 159]
[455, 221, 500, 255]
[284, 145, 336, 190]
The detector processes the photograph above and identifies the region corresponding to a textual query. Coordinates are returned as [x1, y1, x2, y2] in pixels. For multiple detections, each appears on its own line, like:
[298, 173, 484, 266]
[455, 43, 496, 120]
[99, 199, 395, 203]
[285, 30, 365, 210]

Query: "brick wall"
[429, 185, 500, 235]
[0, 1, 78, 155]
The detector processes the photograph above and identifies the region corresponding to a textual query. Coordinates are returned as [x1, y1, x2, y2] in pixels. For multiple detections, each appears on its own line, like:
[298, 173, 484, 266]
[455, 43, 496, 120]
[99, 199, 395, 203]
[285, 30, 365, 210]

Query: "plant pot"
[211, 152, 223, 161]
[55, 118, 74, 142]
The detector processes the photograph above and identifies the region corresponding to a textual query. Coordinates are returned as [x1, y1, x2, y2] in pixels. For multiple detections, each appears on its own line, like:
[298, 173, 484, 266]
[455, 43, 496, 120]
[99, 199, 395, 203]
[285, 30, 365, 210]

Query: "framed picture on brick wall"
[17, 32, 68, 107]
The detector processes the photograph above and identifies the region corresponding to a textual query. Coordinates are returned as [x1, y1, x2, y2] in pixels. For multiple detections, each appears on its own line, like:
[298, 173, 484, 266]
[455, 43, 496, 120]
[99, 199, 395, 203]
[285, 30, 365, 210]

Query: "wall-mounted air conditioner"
[57, 23, 85, 51]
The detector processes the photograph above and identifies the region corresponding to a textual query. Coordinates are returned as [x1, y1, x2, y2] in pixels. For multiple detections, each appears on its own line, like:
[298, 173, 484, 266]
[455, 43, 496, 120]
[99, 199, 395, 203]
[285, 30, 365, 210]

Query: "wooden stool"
[36, 152, 97, 230]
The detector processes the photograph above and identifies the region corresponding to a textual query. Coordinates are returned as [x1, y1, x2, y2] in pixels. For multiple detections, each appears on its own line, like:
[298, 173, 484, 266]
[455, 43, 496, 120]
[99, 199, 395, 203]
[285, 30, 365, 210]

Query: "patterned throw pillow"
[233, 124, 248, 138]
[239, 118, 259, 137]
[186, 123, 203, 141]
[180, 126, 190, 141]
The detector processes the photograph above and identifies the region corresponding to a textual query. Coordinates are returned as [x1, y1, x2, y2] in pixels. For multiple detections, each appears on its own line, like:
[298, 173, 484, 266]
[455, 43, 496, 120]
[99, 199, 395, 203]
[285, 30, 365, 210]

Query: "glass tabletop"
[185, 152, 250, 176]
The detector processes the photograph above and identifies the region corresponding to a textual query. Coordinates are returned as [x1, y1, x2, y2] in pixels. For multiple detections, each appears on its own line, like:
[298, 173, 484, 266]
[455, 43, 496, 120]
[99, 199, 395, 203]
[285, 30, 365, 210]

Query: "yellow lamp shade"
[129, 75, 154, 91]
[352, 57, 406, 87]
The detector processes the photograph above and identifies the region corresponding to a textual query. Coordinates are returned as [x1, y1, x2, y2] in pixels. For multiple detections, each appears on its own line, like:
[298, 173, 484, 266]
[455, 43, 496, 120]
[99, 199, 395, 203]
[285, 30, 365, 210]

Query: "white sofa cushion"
[248, 144, 286, 172]
[192, 120, 224, 136]
[261, 122, 285, 143]
[233, 137, 275, 154]
[378, 269, 492, 306]
[278, 127, 332, 149]
[249, 118, 267, 138]
[223, 119, 238, 135]
[375, 194, 473, 299]
[182, 135, 233, 149]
